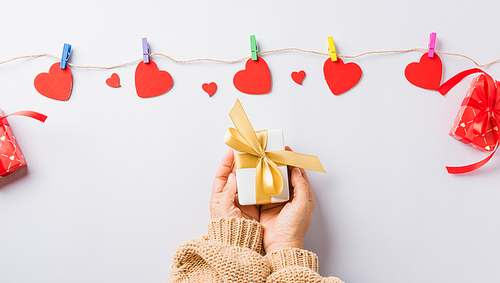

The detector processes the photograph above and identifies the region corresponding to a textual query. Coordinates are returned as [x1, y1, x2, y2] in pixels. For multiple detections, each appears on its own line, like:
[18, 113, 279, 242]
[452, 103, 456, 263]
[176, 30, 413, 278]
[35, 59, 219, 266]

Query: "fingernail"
[228, 173, 234, 183]
[294, 168, 302, 177]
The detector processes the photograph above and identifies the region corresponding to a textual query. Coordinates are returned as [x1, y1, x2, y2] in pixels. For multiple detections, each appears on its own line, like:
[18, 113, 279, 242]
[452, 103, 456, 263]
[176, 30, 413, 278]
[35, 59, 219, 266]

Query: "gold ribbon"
[223, 99, 325, 204]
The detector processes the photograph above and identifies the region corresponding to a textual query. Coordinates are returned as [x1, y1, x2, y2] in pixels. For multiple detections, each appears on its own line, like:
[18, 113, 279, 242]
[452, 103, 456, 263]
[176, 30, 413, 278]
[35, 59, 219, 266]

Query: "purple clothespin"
[428, 33, 437, 58]
[142, 38, 150, 63]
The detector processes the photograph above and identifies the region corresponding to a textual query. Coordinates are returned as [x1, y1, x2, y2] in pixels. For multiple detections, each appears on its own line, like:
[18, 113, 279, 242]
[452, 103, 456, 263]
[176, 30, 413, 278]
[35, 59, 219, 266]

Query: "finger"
[234, 195, 260, 221]
[219, 173, 238, 210]
[287, 165, 294, 178]
[285, 146, 313, 208]
[290, 168, 311, 207]
[212, 150, 234, 194]
[284, 146, 306, 182]
[302, 169, 315, 208]
[285, 146, 311, 183]
[260, 202, 284, 213]
[285, 146, 295, 176]
[299, 167, 310, 184]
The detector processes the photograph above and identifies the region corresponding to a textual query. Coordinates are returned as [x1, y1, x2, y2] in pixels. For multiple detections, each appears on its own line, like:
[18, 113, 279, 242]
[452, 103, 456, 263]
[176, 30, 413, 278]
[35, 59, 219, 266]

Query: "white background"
[1, 1, 499, 282]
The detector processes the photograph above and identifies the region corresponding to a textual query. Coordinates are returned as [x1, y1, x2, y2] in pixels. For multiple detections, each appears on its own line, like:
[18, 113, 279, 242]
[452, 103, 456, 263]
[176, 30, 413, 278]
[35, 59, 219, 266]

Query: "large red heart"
[291, 70, 306, 85]
[323, 58, 362, 95]
[202, 82, 217, 97]
[233, 58, 271, 94]
[135, 60, 173, 98]
[34, 63, 73, 101]
[404, 52, 442, 90]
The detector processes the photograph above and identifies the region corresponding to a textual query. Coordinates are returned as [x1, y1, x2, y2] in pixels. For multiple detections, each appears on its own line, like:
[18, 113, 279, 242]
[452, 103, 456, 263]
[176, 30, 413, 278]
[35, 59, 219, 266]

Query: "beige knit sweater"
[168, 217, 343, 283]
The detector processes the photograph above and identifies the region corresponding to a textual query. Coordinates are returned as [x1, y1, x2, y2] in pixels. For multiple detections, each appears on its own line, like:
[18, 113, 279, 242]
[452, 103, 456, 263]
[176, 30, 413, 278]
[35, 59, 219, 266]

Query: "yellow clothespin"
[327, 36, 337, 61]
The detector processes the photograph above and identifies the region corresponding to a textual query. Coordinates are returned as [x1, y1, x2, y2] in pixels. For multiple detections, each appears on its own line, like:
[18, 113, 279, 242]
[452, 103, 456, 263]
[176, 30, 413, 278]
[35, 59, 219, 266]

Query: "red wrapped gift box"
[0, 109, 27, 177]
[0, 109, 47, 178]
[439, 69, 500, 173]
[449, 74, 500, 152]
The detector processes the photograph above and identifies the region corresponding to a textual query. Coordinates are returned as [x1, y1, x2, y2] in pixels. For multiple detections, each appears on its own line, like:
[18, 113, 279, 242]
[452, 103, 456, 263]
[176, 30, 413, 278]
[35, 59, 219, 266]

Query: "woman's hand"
[259, 146, 315, 253]
[210, 150, 260, 221]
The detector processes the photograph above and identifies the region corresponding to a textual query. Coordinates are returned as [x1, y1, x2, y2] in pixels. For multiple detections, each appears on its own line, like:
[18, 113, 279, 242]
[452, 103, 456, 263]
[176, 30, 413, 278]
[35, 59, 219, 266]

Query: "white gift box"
[235, 129, 289, 206]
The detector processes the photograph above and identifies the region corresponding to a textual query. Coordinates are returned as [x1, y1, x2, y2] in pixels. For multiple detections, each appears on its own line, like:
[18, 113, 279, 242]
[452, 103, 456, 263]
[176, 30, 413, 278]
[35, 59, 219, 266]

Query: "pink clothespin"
[428, 33, 437, 58]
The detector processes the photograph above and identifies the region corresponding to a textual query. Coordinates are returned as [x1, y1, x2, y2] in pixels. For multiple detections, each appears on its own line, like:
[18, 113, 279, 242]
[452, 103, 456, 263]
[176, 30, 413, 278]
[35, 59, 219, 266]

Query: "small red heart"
[202, 82, 217, 97]
[135, 60, 173, 98]
[106, 73, 121, 88]
[291, 70, 306, 85]
[233, 58, 271, 94]
[323, 58, 362, 95]
[405, 53, 442, 90]
[34, 63, 73, 101]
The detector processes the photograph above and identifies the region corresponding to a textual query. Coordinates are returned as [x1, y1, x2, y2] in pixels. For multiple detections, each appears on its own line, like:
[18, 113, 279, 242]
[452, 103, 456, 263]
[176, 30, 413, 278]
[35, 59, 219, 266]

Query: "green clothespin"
[250, 35, 258, 61]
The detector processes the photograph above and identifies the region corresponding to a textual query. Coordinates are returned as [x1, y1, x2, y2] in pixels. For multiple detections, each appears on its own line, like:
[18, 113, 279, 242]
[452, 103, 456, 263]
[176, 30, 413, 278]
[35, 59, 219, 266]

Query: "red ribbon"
[437, 68, 484, 96]
[438, 69, 500, 174]
[0, 111, 48, 124]
[445, 144, 498, 174]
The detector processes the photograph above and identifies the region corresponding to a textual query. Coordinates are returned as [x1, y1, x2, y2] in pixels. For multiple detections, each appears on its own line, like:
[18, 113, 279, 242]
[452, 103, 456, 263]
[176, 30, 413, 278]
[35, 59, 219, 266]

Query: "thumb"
[290, 168, 310, 206]
[219, 173, 237, 209]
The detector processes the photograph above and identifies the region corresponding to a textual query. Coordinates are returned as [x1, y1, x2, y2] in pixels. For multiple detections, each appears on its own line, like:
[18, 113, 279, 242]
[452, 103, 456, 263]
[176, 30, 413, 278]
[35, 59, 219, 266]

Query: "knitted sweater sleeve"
[168, 217, 343, 283]
[168, 217, 270, 283]
[265, 248, 344, 283]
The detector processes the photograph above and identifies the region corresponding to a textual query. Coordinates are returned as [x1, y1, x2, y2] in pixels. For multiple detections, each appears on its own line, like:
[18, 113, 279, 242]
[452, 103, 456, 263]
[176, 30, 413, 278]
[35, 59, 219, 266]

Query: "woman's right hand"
[210, 149, 260, 222]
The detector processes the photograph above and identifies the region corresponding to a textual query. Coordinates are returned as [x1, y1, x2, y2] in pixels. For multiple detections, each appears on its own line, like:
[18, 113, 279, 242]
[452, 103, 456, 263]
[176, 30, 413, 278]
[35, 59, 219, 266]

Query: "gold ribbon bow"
[223, 99, 325, 204]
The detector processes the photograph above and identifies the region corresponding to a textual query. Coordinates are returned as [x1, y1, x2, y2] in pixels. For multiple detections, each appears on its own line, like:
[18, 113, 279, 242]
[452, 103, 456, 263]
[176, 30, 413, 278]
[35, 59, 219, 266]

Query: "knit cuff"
[265, 247, 319, 273]
[207, 217, 264, 254]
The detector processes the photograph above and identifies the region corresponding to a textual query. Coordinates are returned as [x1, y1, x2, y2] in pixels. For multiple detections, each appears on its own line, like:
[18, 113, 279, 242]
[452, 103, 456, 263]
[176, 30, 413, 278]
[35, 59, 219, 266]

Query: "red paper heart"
[323, 58, 362, 95]
[292, 70, 306, 85]
[135, 60, 173, 98]
[34, 63, 73, 101]
[405, 52, 442, 90]
[233, 58, 271, 94]
[106, 73, 121, 88]
[202, 82, 217, 97]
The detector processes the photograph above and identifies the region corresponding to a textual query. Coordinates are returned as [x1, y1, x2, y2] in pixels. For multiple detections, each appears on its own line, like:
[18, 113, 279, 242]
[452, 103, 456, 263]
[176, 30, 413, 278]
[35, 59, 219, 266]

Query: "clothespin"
[60, 43, 71, 69]
[142, 38, 150, 63]
[250, 35, 258, 61]
[327, 36, 337, 61]
[428, 32, 437, 58]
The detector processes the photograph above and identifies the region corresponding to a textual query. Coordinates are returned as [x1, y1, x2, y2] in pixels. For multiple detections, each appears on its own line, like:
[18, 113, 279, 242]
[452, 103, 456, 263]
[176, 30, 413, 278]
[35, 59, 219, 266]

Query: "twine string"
[0, 47, 498, 69]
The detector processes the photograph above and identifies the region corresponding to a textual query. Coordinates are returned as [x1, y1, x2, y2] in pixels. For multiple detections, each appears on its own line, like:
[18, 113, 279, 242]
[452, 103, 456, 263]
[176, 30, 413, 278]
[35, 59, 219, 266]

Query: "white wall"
[1, 1, 499, 282]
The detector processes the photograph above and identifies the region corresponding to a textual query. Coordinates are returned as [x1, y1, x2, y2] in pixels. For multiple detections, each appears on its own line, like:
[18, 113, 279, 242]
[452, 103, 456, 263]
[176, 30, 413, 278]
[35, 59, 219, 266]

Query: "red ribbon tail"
[1, 111, 48, 123]
[446, 144, 498, 174]
[438, 68, 485, 96]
